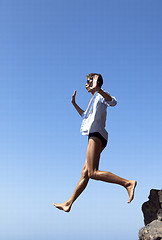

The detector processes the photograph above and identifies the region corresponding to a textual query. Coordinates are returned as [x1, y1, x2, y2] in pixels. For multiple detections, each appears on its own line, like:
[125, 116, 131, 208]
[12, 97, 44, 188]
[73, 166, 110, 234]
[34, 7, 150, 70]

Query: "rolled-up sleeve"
[107, 96, 117, 107]
[100, 95, 117, 107]
[81, 111, 86, 118]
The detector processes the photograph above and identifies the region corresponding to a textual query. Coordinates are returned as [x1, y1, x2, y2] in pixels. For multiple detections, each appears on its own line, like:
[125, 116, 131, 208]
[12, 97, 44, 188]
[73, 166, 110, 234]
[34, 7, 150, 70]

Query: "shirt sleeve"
[107, 96, 117, 107]
[99, 94, 117, 107]
[82, 112, 85, 118]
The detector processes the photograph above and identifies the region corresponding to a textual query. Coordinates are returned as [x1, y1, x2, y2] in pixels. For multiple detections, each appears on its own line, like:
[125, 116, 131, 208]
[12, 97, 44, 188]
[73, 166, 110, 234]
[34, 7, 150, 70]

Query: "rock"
[142, 189, 161, 225]
[139, 189, 162, 240]
[157, 209, 162, 221]
[139, 220, 162, 240]
[158, 191, 162, 208]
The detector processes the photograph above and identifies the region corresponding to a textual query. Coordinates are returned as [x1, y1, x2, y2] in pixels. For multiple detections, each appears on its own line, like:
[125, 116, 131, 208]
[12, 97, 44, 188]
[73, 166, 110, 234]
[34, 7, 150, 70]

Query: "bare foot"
[53, 201, 72, 213]
[126, 180, 137, 203]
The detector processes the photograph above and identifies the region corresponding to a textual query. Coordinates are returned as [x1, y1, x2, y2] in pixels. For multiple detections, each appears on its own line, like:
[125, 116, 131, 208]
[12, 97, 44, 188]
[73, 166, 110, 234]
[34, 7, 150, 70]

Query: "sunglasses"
[87, 78, 93, 84]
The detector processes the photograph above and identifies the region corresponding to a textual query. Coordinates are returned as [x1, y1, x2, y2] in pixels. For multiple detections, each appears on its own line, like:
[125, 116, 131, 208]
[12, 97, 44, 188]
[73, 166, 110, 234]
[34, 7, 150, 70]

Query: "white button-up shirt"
[80, 91, 117, 140]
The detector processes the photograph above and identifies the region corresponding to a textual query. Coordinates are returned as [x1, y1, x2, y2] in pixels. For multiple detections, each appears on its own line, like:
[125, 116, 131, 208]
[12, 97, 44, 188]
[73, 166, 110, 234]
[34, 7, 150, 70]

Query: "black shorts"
[88, 132, 107, 148]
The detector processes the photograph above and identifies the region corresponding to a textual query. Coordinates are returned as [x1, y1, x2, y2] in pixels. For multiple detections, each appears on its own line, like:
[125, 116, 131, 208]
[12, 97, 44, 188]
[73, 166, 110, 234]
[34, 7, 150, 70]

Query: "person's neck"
[91, 90, 97, 95]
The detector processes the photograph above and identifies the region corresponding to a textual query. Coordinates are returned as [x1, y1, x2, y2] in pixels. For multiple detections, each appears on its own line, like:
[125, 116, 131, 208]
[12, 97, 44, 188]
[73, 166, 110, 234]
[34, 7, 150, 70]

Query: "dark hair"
[86, 73, 103, 88]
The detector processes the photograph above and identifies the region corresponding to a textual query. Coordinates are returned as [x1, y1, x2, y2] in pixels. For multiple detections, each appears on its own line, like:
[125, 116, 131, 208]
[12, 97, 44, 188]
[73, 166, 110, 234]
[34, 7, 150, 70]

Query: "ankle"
[66, 200, 72, 206]
[125, 181, 131, 189]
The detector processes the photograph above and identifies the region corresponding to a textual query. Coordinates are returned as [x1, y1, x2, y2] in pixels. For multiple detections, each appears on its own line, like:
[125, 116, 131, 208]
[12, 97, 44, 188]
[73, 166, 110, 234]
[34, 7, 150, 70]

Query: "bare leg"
[87, 137, 137, 203]
[53, 161, 89, 212]
[53, 136, 137, 212]
[90, 170, 137, 203]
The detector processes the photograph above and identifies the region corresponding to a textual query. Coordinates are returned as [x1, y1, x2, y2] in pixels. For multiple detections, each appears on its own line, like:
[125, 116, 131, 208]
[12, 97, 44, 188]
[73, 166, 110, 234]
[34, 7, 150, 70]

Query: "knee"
[88, 170, 96, 179]
[82, 166, 88, 179]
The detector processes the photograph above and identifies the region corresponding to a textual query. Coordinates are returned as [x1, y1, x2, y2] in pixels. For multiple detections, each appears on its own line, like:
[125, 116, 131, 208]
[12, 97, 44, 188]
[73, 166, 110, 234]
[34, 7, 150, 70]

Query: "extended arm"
[71, 90, 84, 117]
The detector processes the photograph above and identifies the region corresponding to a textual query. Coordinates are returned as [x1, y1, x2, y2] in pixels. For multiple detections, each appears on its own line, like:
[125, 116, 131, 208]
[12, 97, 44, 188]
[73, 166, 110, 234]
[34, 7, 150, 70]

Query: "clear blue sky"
[0, 0, 162, 239]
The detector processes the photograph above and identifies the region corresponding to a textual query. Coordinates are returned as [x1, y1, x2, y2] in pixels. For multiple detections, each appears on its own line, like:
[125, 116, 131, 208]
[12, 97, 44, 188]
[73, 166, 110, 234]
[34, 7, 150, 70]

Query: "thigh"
[86, 136, 103, 172]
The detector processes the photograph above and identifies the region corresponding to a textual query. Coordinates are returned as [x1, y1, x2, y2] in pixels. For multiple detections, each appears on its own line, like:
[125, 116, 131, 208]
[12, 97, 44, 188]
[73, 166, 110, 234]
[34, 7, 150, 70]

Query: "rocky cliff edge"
[139, 189, 162, 240]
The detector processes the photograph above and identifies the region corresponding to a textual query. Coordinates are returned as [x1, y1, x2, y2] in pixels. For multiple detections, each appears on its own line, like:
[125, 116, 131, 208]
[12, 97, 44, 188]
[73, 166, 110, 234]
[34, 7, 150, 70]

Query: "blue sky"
[0, 0, 162, 239]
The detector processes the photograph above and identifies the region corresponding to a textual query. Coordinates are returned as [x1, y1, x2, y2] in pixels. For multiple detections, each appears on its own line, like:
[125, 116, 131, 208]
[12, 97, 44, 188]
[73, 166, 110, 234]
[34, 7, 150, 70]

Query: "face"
[85, 75, 99, 94]
[85, 77, 93, 92]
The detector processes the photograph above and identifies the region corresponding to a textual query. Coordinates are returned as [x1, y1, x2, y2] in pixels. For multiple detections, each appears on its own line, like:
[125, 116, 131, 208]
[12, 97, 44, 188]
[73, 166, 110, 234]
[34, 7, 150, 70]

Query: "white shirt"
[80, 91, 117, 140]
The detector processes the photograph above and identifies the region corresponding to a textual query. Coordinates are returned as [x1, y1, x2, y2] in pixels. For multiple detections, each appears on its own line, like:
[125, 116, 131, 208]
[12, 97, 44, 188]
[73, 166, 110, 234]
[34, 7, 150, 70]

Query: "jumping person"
[53, 73, 137, 212]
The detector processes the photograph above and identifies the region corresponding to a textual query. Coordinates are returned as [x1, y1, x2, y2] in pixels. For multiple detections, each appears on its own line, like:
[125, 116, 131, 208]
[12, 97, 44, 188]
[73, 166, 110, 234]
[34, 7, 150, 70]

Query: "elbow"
[113, 100, 117, 106]
[110, 98, 117, 107]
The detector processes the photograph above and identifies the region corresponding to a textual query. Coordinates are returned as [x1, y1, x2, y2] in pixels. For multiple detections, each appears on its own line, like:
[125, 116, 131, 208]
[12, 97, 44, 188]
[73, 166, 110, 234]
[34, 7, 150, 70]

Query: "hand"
[71, 90, 76, 104]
